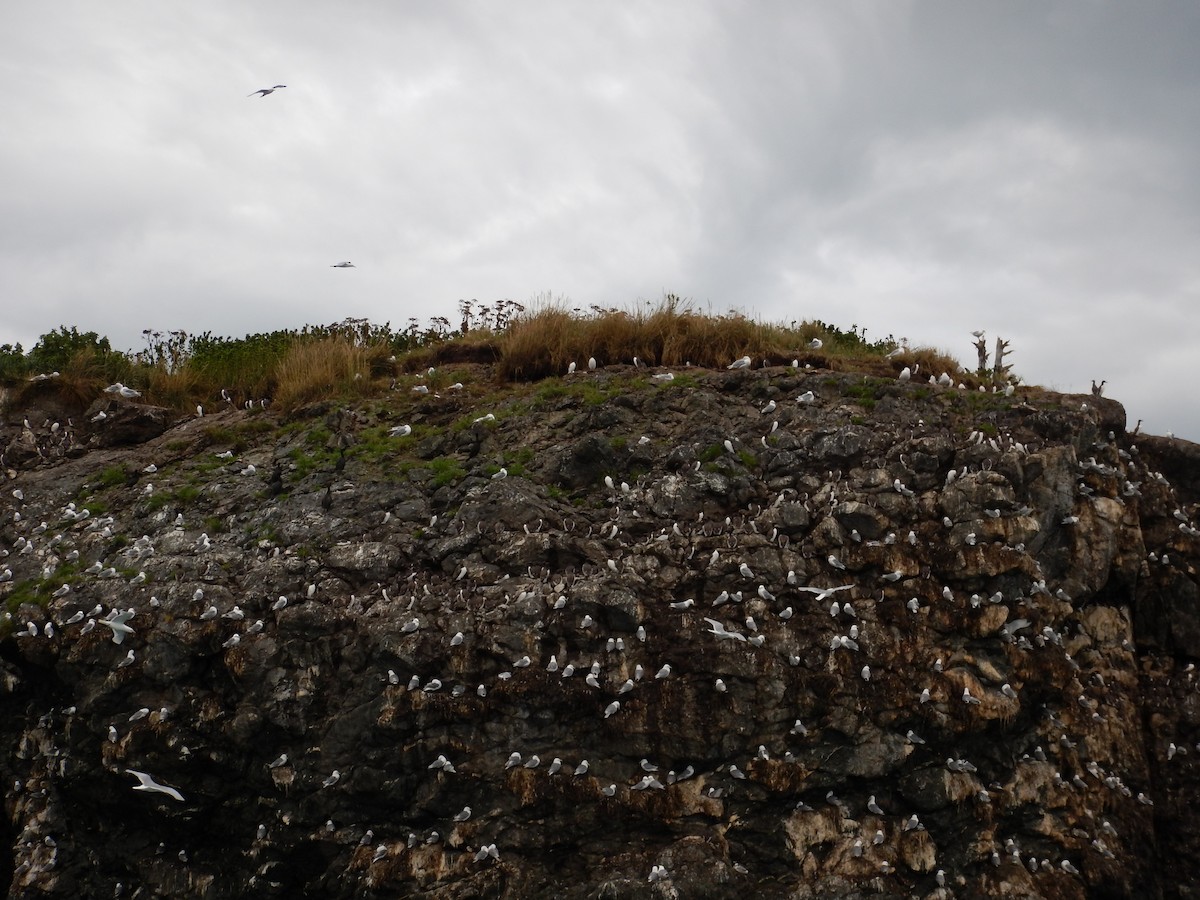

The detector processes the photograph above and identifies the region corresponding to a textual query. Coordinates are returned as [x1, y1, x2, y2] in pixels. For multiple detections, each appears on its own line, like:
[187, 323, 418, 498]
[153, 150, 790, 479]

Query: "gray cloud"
[2, 1, 1197, 439]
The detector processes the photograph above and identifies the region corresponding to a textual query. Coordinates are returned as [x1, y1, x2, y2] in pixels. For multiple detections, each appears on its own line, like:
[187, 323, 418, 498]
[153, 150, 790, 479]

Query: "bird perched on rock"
[727, 356, 751, 370]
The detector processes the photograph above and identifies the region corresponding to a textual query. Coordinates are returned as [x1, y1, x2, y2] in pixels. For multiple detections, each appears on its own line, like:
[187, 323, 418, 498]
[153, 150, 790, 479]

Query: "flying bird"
[249, 85, 287, 97]
[330, 261, 356, 268]
[127, 769, 184, 802]
[99, 611, 135, 644]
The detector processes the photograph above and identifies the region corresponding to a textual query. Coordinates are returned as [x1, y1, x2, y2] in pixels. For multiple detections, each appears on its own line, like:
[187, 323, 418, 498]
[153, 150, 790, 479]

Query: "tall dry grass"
[272, 337, 387, 411]
[144, 367, 213, 413]
[495, 301, 900, 380]
[2, 304, 975, 415]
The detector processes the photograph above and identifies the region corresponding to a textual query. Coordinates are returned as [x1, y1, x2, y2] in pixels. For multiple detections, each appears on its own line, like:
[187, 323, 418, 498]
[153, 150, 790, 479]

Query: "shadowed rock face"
[0, 366, 1198, 899]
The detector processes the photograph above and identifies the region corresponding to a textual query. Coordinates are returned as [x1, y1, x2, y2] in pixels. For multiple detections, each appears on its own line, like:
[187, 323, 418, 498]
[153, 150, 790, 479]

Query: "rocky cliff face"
[1, 365, 1198, 899]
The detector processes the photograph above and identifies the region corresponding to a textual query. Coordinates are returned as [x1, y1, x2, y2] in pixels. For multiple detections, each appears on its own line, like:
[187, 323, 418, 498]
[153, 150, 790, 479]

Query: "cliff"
[2, 362, 1199, 899]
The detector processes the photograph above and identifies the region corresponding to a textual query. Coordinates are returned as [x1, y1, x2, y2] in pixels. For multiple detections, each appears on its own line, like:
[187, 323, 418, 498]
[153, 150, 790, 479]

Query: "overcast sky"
[2, 2, 1197, 440]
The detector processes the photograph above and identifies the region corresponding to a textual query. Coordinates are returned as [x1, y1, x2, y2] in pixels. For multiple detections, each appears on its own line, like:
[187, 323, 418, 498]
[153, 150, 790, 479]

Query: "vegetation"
[1, 296, 991, 416]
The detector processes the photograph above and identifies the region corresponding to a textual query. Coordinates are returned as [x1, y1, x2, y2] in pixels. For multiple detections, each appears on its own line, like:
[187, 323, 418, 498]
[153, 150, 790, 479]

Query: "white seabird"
[127, 769, 184, 802]
[99, 611, 135, 644]
[330, 261, 356, 268]
[249, 85, 287, 97]
[727, 356, 751, 370]
[703, 618, 747, 642]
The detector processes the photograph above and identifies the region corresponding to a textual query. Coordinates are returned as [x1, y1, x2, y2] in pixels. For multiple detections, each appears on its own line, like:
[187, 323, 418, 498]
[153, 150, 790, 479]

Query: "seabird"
[248, 85, 287, 97]
[99, 611, 135, 645]
[727, 356, 751, 370]
[127, 769, 184, 802]
[703, 618, 747, 642]
[330, 261, 356, 268]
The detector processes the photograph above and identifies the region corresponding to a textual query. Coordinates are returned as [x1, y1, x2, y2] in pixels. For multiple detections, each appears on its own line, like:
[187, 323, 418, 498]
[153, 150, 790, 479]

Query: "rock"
[0, 364, 1194, 898]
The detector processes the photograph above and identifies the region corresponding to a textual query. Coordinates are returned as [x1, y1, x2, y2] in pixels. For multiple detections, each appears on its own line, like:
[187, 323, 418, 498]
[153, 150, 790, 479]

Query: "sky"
[2, 1, 1197, 440]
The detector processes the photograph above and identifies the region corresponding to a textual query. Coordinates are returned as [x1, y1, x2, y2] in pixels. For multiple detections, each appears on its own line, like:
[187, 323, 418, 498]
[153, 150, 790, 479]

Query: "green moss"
[698, 444, 724, 463]
[97, 465, 128, 489]
[429, 457, 466, 487]
[77, 498, 108, 517]
[350, 425, 407, 465]
[661, 373, 698, 389]
[287, 446, 340, 480]
[201, 424, 240, 448]
[192, 457, 228, 475]
[4, 562, 84, 613]
[842, 380, 883, 411]
[4, 578, 53, 613]
[535, 383, 569, 403]
[304, 425, 333, 447]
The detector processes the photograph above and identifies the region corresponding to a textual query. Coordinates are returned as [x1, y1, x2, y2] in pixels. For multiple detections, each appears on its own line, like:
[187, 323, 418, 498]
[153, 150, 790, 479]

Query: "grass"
[496, 301, 829, 381]
[429, 457, 467, 487]
[145, 483, 203, 511]
[0, 300, 994, 418]
[96, 465, 128, 489]
[273, 337, 388, 411]
[843, 380, 885, 411]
